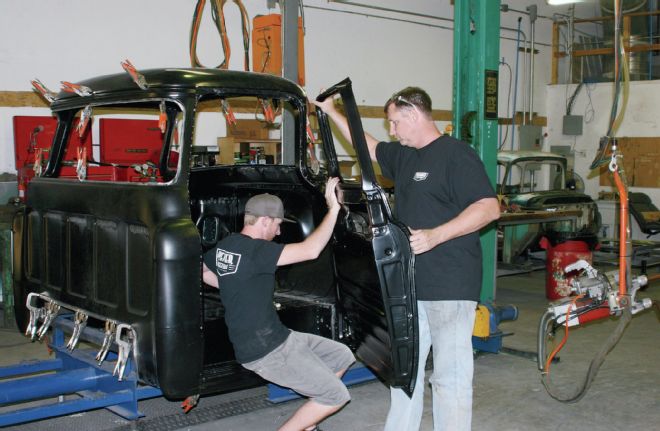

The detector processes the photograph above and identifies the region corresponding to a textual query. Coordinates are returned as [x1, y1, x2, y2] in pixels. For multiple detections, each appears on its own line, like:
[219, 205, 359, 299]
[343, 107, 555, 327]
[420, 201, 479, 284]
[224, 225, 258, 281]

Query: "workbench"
[498, 209, 583, 266]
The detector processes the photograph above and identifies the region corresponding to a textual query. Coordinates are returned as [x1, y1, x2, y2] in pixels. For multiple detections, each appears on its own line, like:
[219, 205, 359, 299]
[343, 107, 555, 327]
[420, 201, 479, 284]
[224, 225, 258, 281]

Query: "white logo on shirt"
[413, 172, 429, 181]
[216, 248, 241, 276]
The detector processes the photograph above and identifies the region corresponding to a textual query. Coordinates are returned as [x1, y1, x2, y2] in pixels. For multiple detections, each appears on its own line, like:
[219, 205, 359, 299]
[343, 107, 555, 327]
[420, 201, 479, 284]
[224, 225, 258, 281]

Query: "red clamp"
[306, 115, 316, 144]
[61, 81, 93, 97]
[181, 394, 200, 414]
[33, 149, 43, 177]
[31, 79, 56, 103]
[259, 98, 275, 124]
[159, 101, 167, 133]
[221, 99, 237, 127]
[305, 115, 318, 164]
[77, 105, 92, 138]
[76, 147, 87, 181]
[18, 179, 26, 201]
[121, 59, 148, 90]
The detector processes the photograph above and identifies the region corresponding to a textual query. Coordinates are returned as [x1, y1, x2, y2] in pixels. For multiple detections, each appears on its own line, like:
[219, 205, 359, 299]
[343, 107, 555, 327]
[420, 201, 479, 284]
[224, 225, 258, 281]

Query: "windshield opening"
[43, 101, 182, 184]
[498, 160, 566, 194]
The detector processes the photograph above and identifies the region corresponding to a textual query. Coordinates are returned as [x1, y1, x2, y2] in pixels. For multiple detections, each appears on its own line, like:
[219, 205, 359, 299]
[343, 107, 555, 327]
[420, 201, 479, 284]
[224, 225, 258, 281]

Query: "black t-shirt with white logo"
[376, 135, 496, 301]
[203, 233, 289, 363]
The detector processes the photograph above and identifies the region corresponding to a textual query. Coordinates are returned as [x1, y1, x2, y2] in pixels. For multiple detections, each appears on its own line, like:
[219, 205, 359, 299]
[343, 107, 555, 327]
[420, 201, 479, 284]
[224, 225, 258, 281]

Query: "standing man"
[314, 87, 500, 431]
[203, 177, 355, 431]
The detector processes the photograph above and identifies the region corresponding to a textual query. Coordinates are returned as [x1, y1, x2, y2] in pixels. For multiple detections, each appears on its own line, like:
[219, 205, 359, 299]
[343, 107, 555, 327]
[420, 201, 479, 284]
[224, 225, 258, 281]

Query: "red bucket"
[539, 238, 593, 300]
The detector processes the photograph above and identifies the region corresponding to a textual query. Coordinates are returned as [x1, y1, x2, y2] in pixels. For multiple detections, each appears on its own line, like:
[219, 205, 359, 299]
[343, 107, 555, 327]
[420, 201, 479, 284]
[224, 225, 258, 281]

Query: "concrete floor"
[1, 267, 659, 431]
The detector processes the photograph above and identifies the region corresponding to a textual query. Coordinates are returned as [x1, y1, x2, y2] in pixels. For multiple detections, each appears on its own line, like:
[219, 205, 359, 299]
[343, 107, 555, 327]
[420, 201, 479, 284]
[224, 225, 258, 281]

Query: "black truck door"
[316, 79, 418, 396]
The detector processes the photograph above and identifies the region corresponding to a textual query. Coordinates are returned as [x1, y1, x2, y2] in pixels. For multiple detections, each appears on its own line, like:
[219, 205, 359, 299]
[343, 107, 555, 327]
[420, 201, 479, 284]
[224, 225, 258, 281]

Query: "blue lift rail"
[0, 315, 162, 427]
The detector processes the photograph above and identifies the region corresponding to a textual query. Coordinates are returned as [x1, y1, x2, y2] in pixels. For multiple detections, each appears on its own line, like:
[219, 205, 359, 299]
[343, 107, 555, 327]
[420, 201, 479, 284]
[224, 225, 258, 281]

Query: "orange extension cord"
[189, 0, 250, 70]
[543, 294, 584, 373]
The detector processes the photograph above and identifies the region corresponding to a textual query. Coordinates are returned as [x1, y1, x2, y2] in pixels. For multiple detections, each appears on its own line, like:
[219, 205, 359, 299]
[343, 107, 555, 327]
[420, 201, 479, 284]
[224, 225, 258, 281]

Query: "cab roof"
[498, 150, 566, 164]
[51, 68, 306, 109]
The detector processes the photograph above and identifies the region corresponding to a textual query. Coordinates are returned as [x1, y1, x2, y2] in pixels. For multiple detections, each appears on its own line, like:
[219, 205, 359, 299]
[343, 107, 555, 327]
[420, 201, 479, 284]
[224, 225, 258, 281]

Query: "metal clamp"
[36, 300, 60, 340]
[609, 152, 618, 172]
[76, 147, 87, 181]
[96, 320, 117, 365]
[31, 78, 56, 103]
[220, 99, 236, 126]
[158, 100, 167, 133]
[565, 259, 598, 279]
[120, 59, 148, 90]
[77, 105, 92, 138]
[113, 324, 136, 381]
[60, 81, 93, 97]
[25, 292, 45, 341]
[33, 149, 43, 177]
[66, 310, 89, 351]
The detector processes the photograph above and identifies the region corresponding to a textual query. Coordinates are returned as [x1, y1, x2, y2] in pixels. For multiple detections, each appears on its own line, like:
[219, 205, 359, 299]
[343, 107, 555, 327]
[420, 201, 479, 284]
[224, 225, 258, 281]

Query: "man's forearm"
[279, 205, 340, 265]
[322, 107, 379, 161]
[202, 264, 219, 288]
[428, 197, 500, 247]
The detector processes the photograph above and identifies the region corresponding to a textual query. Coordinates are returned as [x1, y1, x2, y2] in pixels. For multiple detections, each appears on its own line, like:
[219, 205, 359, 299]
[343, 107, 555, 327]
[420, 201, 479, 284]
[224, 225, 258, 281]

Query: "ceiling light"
[547, 0, 588, 5]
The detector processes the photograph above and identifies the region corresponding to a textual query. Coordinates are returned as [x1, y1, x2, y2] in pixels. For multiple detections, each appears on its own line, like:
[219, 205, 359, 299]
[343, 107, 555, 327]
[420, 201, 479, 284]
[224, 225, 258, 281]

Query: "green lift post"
[453, 0, 517, 352]
[453, 0, 500, 303]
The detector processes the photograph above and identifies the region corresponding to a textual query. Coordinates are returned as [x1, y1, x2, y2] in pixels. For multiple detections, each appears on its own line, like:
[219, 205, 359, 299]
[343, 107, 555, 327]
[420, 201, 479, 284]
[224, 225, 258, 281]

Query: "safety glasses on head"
[393, 94, 416, 109]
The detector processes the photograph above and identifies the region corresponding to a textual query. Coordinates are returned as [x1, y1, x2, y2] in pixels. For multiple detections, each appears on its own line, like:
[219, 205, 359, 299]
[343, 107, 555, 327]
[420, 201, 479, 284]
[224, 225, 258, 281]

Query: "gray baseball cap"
[244, 193, 295, 222]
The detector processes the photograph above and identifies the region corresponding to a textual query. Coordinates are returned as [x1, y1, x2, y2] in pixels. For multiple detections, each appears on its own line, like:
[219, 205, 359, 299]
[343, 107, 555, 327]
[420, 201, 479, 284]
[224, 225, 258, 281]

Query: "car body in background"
[497, 150, 601, 265]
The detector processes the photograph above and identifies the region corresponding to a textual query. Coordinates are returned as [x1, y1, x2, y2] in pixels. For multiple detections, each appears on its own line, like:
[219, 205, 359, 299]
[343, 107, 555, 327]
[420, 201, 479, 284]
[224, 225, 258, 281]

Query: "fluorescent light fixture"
[547, 0, 587, 5]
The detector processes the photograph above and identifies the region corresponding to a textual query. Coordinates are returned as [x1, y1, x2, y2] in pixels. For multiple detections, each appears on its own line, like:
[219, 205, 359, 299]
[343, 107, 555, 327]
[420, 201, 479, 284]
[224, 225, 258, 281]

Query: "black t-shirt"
[203, 233, 290, 363]
[376, 135, 496, 301]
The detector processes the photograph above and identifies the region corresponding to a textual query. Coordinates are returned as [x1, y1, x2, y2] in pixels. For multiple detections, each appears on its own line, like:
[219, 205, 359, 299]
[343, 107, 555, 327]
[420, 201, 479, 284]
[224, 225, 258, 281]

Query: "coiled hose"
[540, 307, 632, 403]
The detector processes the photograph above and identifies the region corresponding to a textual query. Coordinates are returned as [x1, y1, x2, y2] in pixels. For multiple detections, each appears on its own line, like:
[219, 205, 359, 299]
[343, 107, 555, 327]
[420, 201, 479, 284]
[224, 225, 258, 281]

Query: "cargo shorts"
[242, 331, 355, 406]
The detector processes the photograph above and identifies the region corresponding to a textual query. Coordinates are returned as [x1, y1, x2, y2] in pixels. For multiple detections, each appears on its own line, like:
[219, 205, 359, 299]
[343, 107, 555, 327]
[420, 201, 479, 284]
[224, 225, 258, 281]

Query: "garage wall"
[545, 81, 660, 206]
[1, 0, 571, 176]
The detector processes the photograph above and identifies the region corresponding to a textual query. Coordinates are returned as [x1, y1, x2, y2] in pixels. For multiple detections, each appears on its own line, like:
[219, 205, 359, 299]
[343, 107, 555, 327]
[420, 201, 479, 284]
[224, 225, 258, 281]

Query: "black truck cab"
[12, 69, 418, 399]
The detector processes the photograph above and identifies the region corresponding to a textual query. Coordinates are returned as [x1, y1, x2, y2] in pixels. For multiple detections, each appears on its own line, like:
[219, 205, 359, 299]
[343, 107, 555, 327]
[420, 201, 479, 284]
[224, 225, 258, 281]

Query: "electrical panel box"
[518, 124, 542, 150]
[252, 14, 305, 85]
[562, 115, 583, 136]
